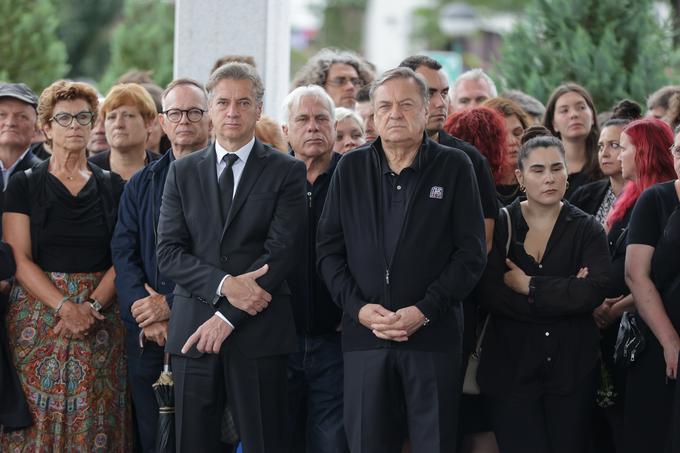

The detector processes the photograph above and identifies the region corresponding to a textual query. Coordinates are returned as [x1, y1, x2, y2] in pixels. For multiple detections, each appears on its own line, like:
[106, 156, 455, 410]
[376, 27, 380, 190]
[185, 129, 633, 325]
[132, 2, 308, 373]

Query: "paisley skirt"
[1, 272, 132, 452]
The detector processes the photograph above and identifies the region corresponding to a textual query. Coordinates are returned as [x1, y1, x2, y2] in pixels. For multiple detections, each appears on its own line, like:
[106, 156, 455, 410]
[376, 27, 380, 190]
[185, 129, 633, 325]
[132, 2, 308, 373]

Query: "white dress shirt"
[213, 137, 255, 328]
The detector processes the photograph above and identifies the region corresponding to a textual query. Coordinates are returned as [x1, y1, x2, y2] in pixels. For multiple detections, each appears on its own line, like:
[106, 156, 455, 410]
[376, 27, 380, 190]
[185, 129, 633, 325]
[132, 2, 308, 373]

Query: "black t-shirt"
[628, 181, 680, 293]
[5, 171, 118, 273]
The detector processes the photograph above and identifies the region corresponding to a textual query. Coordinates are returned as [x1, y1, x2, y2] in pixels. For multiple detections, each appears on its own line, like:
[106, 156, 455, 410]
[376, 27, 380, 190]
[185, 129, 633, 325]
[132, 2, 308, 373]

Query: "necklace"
[66, 175, 75, 181]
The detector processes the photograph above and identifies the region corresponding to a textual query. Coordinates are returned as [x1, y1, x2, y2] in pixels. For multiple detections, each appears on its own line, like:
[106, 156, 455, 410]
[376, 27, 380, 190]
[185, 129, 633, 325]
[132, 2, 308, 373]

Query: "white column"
[174, 0, 291, 120]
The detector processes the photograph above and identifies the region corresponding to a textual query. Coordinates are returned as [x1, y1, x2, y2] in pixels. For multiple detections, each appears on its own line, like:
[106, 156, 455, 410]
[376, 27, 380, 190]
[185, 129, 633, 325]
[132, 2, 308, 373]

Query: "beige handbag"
[462, 207, 511, 395]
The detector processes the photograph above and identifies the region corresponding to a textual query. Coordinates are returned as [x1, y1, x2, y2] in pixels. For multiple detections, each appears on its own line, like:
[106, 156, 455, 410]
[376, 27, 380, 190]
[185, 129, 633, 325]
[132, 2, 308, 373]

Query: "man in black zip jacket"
[317, 67, 487, 453]
[284, 85, 347, 453]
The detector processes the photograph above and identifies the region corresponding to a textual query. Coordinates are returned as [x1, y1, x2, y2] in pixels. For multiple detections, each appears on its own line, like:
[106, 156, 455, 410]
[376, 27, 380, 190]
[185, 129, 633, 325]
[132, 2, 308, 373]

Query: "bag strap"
[475, 207, 513, 354]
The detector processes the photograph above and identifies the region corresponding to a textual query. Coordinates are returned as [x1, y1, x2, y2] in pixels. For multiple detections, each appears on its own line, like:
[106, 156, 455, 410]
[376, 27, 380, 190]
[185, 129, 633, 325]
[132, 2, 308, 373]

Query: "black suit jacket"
[317, 136, 487, 353]
[157, 139, 307, 358]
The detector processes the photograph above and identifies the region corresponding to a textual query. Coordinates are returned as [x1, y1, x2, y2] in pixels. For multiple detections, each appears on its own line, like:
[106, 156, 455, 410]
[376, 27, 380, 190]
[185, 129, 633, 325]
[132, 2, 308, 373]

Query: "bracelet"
[88, 297, 103, 313]
[55, 296, 70, 317]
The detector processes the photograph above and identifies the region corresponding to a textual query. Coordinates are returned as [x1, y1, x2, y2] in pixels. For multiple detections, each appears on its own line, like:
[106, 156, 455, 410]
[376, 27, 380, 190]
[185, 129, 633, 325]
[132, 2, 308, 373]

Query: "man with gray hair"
[317, 67, 487, 452]
[450, 68, 497, 111]
[157, 62, 307, 452]
[283, 85, 347, 452]
[292, 48, 374, 109]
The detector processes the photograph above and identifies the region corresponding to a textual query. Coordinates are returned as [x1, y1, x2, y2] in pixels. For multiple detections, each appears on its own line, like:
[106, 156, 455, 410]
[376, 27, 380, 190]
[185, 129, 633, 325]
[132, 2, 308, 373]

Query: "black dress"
[623, 181, 680, 453]
[476, 199, 611, 453]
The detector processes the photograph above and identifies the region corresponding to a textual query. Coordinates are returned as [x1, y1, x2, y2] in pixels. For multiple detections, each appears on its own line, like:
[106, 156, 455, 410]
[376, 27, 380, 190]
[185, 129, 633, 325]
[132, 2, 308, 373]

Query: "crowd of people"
[0, 47, 678, 453]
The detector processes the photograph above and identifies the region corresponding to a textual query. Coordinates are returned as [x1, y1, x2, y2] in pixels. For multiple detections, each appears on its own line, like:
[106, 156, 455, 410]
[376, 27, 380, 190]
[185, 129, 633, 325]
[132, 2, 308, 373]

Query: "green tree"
[0, 0, 69, 93]
[57, 0, 124, 82]
[496, 0, 675, 110]
[100, 0, 174, 91]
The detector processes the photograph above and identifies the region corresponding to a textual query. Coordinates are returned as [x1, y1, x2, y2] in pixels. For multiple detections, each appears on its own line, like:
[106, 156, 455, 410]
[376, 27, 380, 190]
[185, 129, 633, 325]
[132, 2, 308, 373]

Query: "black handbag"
[613, 311, 646, 366]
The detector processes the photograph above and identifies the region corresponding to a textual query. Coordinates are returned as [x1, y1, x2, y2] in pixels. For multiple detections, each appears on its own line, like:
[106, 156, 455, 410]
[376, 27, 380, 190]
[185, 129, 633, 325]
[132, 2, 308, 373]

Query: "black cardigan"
[475, 199, 611, 397]
[568, 178, 610, 215]
[317, 136, 487, 353]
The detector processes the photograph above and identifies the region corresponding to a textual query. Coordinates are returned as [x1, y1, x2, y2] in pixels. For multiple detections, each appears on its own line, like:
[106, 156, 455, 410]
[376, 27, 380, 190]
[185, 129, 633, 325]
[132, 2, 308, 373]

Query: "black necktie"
[219, 154, 239, 223]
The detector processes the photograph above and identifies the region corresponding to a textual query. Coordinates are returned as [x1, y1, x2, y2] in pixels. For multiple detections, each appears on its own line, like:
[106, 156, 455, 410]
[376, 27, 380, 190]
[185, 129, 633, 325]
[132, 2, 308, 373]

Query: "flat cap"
[0, 82, 38, 107]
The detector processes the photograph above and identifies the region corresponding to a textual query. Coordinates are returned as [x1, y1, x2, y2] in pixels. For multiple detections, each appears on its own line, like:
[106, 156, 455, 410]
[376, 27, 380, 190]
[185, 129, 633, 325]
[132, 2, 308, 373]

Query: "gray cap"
[0, 82, 38, 107]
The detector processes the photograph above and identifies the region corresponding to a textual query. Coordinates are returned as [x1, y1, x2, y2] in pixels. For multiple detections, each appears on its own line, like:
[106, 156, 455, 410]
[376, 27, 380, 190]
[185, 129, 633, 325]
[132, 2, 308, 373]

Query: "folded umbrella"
[153, 353, 175, 453]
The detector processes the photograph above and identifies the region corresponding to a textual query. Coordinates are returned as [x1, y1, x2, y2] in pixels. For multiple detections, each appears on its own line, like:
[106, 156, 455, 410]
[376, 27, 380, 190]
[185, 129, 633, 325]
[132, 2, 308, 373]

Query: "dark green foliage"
[100, 0, 174, 91]
[57, 0, 124, 83]
[496, 0, 674, 111]
[0, 0, 69, 93]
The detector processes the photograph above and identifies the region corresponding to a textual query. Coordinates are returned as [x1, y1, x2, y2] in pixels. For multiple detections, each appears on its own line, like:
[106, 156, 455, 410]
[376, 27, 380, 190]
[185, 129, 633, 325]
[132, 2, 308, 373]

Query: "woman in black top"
[569, 99, 641, 221]
[623, 135, 680, 453]
[544, 83, 602, 197]
[0, 81, 131, 451]
[476, 135, 611, 453]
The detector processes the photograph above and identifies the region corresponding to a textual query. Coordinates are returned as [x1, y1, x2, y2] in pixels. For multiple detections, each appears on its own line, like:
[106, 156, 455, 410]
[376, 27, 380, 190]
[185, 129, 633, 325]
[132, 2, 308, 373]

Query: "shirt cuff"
[215, 311, 235, 329]
[216, 274, 231, 296]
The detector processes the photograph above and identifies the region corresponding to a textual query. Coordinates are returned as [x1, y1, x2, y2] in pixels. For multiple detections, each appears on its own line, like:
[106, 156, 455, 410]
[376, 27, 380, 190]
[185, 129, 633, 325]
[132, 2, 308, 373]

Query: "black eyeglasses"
[50, 111, 94, 127]
[162, 108, 206, 123]
[326, 77, 364, 88]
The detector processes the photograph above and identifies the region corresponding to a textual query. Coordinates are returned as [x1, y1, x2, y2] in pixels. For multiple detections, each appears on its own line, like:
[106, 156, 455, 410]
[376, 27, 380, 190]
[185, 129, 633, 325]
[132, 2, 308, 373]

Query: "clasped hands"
[133, 283, 171, 346]
[182, 264, 271, 354]
[54, 299, 105, 340]
[358, 304, 426, 342]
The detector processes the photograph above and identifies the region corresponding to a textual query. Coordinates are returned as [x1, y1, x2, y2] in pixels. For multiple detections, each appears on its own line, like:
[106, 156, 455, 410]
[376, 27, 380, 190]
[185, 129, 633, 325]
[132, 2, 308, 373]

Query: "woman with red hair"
[617, 119, 679, 453]
[444, 107, 510, 205]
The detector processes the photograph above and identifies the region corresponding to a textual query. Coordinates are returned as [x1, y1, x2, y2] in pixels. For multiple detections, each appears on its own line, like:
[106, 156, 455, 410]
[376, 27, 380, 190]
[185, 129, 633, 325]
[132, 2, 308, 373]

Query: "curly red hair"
[443, 106, 509, 184]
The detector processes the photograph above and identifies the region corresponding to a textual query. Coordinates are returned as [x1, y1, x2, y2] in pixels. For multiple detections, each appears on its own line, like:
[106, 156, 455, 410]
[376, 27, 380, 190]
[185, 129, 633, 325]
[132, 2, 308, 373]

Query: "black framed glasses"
[162, 108, 206, 123]
[50, 111, 94, 127]
[326, 77, 364, 88]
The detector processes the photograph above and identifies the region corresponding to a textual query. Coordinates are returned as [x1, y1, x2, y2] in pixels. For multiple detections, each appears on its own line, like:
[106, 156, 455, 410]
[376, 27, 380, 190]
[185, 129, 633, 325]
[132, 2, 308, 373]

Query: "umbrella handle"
[164, 352, 171, 373]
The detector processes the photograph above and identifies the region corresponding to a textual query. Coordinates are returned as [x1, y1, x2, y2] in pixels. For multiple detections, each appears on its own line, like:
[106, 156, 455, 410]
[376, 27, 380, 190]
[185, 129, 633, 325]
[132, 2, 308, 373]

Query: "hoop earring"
[566, 181, 570, 190]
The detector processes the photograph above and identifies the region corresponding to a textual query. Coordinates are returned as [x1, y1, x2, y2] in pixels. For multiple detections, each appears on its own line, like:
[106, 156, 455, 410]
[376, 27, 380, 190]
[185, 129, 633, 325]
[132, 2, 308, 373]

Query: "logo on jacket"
[429, 186, 444, 199]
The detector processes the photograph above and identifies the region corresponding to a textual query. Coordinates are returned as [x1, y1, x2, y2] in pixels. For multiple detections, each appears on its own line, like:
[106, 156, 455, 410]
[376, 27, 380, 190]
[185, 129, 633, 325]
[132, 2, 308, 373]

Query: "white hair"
[335, 107, 364, 134]
[452, 68, 498, 98]
[282, 85, 336, 123]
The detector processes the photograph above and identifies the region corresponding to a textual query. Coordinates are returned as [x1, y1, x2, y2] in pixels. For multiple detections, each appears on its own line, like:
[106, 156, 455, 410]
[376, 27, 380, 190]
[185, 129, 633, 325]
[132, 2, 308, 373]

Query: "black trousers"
[172, 343, 289, 453]
[343, 348, 461, 453]
[486, 368, 597, 453]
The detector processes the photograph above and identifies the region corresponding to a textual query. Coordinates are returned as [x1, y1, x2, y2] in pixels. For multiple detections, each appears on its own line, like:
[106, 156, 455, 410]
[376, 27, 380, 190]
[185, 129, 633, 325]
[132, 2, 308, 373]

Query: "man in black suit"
[317, 67, 487, 453]
[156, 62, 307, 453]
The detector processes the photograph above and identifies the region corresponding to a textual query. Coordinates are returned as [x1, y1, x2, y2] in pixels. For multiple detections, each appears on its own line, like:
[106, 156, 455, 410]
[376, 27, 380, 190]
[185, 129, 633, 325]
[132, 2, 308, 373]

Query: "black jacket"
[288, 152, 342, 336]
[476, 200, 611, 397]
[568, 178, 610, 215]
[317, 136, 487, 353]
[438, 130, 498, 220]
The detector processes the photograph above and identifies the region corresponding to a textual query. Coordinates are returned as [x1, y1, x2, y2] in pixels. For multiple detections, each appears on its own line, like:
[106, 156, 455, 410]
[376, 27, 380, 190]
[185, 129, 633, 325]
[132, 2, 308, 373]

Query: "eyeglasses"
[670, 144, 680, 159]
[326, 77, 364, 88]
[50, 111, 94, 127]
[162, 108, 206, 123]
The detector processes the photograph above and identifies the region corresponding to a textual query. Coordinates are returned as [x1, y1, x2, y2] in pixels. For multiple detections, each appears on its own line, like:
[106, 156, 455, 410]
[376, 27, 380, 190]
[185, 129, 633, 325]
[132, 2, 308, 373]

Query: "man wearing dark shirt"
[317, 67, 487, 452]
[284, 85, 347, 453]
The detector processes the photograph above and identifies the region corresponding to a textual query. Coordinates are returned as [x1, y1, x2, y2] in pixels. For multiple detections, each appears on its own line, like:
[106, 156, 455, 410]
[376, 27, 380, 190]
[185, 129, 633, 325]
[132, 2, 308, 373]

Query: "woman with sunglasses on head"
[0, 81, 131, 451]
[621, 120, 679, 453]
[475, 135, 611, 453]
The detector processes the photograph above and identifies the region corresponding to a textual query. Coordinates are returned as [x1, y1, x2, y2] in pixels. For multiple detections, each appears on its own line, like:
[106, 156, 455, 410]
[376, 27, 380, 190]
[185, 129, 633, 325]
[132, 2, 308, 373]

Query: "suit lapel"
[198, 144, 223, 239]
[220, 140, 269, 242]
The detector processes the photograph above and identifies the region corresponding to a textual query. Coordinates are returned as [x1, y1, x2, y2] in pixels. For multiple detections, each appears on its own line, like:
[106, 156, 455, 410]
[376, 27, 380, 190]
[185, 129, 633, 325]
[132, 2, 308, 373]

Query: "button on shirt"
[381, 149, 419, 263]
[213, 137, 255, 328]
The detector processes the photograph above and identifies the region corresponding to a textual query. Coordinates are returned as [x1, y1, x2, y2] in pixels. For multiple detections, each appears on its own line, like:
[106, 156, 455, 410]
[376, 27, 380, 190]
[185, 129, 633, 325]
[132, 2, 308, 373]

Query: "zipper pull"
[307, 191, 312, 208]
[385, 268, 390, 285]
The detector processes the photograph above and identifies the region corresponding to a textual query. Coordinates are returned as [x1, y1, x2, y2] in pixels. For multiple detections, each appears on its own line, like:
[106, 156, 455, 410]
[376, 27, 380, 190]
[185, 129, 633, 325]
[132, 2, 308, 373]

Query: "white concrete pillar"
[174, 0, 291, 120]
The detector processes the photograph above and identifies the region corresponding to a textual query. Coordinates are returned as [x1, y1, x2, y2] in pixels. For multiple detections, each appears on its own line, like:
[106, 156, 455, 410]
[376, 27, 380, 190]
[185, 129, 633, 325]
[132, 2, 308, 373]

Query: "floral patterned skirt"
[1, 272, 132, 453]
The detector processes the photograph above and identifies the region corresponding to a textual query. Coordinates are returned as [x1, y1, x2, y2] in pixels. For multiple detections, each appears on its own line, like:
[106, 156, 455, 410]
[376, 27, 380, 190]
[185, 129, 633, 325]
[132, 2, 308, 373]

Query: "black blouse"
[4, 164, 124, 273]
[476, 199, 611, 397]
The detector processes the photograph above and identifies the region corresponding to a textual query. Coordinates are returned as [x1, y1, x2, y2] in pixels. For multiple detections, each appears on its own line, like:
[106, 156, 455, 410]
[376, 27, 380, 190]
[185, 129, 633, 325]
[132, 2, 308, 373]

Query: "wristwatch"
[88, 297, 103, 313]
